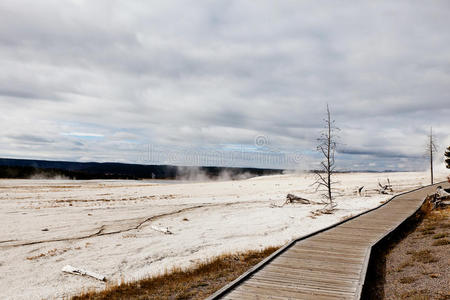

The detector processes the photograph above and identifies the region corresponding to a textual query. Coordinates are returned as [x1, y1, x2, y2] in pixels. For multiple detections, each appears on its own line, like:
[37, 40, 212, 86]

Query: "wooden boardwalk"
[208, 182, 448, 300]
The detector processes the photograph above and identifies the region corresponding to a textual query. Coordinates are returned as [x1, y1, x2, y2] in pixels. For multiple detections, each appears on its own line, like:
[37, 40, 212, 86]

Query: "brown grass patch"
[420, 225, 436, 235]
[409, 250, 438, 264]
[432, 233, 447, 239]
[399, 276, 417, 284]
[432, 238, 450, 246]
[72, 246, 279, 300]
[340, 214, 354, 221]
[395, 260, 414, 272]
[400, 290, 429, 299]
[26, 247, 71, 260]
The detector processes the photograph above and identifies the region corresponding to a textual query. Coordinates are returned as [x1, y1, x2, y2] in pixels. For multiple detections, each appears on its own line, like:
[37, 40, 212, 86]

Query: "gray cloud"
[0, 0, 449, 170]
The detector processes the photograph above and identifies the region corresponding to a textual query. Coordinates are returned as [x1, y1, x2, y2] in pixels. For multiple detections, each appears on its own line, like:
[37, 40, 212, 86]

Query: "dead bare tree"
[426, 127, 438, 184]
[313, 104, 339, 208]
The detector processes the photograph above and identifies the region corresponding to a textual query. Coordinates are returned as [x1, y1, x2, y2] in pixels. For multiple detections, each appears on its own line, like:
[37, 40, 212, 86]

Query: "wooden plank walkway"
[208, 182, 449, 300]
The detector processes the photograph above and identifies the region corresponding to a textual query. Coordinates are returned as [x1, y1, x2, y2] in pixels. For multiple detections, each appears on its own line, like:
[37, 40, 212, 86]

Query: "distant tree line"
[0, 158, 282, 180]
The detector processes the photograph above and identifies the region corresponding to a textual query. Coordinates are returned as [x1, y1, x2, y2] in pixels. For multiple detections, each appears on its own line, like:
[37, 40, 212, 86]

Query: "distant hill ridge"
[0, 158, 283, 180]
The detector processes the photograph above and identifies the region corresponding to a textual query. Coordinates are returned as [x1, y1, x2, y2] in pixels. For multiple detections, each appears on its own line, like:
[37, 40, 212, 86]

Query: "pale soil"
[383, 206, 450, 300]
[0, 171, 446, 299]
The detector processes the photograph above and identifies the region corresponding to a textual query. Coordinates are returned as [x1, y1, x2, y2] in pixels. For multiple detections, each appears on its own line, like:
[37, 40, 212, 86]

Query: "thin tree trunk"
[327, 107, 332, 203]
[430, 128, 434, 185]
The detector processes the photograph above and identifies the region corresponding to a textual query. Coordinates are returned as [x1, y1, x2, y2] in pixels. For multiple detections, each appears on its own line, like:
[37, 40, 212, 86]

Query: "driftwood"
[437, 186, 450, 198]
[357, 186, 364, 196]
[286, 194, 311, 204]
[431, 186, 450, 208]
[378, 178, 393, 194]
[270, 194, 318, 208]
[62, 265, 106, 281]
[151, 225, 173, 235]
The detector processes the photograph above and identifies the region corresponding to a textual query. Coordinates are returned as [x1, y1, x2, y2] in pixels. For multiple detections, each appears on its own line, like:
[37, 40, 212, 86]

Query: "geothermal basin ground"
[0, 171, 447, 299]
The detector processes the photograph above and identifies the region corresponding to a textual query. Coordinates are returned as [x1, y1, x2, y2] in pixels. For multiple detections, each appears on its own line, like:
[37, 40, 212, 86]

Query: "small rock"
[41, 228, 49, 231]
[429, 273, 440, 278]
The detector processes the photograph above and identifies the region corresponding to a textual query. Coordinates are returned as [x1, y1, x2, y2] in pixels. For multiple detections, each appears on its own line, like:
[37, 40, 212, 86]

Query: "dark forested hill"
[0, 158, 283, 180]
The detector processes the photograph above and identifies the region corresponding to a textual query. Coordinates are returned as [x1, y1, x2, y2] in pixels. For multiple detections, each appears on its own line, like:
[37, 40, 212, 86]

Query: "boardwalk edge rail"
[207, 181, 444, 300]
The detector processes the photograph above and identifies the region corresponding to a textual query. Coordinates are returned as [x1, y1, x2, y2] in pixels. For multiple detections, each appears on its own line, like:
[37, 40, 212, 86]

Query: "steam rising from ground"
[175, 166, 253, 181]
[28, 173, 70, 180]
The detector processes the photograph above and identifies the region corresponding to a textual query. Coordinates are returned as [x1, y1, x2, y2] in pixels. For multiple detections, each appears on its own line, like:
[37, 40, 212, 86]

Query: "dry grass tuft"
[399, 276, 417, 284]
[26, 247, 70, 260]
[432, 238, 449, 246]
[400, 290, 429, 299]
[72, 246, 279, 300]
[420, 225, 436, 235]
[432, 233, 447, 239]
[395, 260, 414, 272]
[340, 214, 354, 221]
[409, 250, 438, 264]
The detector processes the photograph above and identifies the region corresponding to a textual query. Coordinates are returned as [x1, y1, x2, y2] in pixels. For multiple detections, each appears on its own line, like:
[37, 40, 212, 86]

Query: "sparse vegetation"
[420, 224, 436, 235]
[362, 199, 449, 299]
[71, 246, 279, 300]
[26, 247, 71, 261]
[399, 276, 417, 284]
[432, 233, 447, 239]
[432, 238, 449, 246]
[409, 250, 438, 264]
[395, 260, 414, 272]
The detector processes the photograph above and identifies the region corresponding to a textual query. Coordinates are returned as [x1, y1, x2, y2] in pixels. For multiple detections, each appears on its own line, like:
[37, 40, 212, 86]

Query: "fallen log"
[286, 194, 311, 204]
[151, 225, 173, 235]
[62, 265, 106, 281]
[378, 178, 393, 194]
[431, 186, 450, 208]
[271, 194, 321, 208]
[437, 186, 450, 198]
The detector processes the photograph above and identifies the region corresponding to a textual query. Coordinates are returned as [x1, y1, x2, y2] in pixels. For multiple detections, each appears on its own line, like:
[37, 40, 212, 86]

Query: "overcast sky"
[1, 1, 449, 171]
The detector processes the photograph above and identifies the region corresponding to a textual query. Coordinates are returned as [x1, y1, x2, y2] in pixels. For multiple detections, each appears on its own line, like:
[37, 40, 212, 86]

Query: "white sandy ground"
[0, 171, 448, 299]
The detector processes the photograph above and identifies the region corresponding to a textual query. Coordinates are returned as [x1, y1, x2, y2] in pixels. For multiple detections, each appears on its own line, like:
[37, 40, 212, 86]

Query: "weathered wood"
[209, 182, 449, 300]
[62, 265, 106, 281]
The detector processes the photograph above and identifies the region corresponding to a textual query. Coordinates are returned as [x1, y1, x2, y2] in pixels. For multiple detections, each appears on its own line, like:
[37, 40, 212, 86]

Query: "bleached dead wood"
[436, 186, 450, 198]
[151, 225, 173, 235]
[270, 194, 320, 208]
[378, 178, 393, 194]
[62, 265, 106, 281]
[357, 186, 364, 196]
[286, 194, 311, 204]
[432, 186, 450, 208]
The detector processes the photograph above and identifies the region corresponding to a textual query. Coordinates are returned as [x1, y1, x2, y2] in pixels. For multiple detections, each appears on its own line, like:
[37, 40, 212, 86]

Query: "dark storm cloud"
[0, 0, 449, 170]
